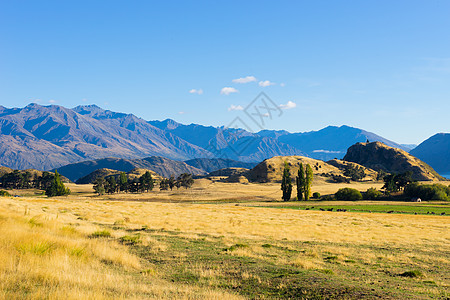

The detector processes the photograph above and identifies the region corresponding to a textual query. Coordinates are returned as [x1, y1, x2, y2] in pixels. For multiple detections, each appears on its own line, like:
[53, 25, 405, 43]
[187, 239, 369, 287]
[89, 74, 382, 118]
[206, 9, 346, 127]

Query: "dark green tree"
[168, 176, 176, 191]
[281, 161, 292, 201]
[139, 171, 154, 192]
[304, 164, 314, 200]
[46, 170, 70, 197]
[119, 172, 128, 193]
[159, 178, 169, 191]
[296, 163, 305, 200]
[106, 176, 117, 194]
[93, 177, 106, 195]
[178, 173, 194, 189]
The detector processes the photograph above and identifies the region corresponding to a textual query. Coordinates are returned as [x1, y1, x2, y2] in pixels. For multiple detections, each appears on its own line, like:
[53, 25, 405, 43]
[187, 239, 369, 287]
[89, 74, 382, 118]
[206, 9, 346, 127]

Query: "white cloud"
[279, 100, 297, 110]
[228, 104, 244, 111]
[280, 83, 286, 87]
[49, 99, 57, 103]
[189, 88, 203, 95]
[232, 76, 257, 84]
[312, 150, 343, 154]
[178, 111, 186, 115]
[220, 87, 239, 95]
[259, 80, 275, 87]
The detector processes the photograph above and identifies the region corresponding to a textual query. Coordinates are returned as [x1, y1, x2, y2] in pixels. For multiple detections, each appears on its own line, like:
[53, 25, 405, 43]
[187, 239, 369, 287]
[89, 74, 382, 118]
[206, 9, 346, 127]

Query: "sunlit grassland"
[1, 181, 449, 299]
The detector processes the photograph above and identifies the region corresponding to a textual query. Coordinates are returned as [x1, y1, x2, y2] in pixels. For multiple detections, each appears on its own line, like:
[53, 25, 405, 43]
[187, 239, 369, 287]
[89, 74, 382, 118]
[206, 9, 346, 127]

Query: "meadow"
[0, 180, 448, 299]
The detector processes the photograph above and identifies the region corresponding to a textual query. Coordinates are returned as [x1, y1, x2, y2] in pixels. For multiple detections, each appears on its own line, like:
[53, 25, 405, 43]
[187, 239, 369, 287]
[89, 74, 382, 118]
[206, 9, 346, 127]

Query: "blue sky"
[1, 1, 449, 144]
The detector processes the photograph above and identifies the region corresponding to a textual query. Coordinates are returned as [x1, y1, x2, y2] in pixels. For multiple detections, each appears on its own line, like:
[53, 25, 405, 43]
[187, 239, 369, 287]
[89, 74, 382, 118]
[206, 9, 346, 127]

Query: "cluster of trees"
[334, 187, 383, 201]
[159, 173, 194, 191]
[0, 170, 69, 197]
[281, 162, 313, 201]
[343, 165, 366, 181]
[93, 171, 154, 195]
[382, 171, 413, 194]
[93, 171, 195, 195]
[404, 182, 450, 201]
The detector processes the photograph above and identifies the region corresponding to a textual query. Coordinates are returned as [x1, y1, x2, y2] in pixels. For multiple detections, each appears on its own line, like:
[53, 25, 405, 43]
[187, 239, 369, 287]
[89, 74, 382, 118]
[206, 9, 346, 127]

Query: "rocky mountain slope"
[0, 104, 211, 170]
[0, 103, 416, 171]
[410, 133, 450, 174]
[343, 142, 445, 181]
[151, 119, 408, 161]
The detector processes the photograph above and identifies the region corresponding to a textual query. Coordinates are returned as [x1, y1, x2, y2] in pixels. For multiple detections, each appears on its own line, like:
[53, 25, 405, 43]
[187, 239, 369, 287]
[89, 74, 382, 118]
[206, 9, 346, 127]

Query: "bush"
[89, 230, 111, 238]
[0, 190, 11, 197]
[321, 195, 335, 201]
[312, 192, 321, 199]
[335, 188, 362, 201]
[404, 183, 450, 201]
[363, 187, 382, 200]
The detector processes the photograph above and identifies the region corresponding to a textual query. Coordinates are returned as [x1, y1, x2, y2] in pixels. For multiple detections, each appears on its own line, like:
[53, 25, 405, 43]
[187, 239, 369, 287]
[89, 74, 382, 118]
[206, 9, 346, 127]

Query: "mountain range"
[0, 103, 429, 172]
[410, 133, 450, 174]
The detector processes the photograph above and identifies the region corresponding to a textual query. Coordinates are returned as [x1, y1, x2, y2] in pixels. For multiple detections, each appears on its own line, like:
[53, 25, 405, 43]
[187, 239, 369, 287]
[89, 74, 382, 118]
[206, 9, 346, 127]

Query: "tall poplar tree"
[304, 164, 314, 200]
[281, 161, 292, 201]
[296, 163, 305, 200]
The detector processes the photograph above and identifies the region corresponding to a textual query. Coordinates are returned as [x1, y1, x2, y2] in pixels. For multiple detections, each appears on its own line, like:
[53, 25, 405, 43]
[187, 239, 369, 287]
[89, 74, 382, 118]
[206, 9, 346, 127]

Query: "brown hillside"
[327, 159, 378, 181]
[343, 142, 445, 181]
[245, 156, 343, 183]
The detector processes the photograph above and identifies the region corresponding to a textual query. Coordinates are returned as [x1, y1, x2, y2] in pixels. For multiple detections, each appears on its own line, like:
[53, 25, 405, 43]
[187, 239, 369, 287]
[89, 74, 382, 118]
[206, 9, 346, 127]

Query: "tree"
[105, 176, 117, 194]
[168, 176, 176, 191]
[304, 164, 313, 200]
[139, 171, 154, 192]
[93, 178, 106, 195]
[296, 163, 305, 201]
[119, 172, 128, 193]
[159, 178, 169, 191]
[178, 173, 194, 189]
[46, 170, 70, 197]
[281, 161, 292, 201]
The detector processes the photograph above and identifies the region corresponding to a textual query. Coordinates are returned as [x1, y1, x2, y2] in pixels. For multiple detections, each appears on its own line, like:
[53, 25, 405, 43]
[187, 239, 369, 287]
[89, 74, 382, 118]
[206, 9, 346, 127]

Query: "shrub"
[89, 230, 111, 238]
[335, 188, 363, 201]
[404, 183, 450, 201]
[399, 270, 423, 278]
[0, 190, 11, 196]
[321, 195, 335, 201]
[363, 187, 382, 200]
[312, 192, 321, 199]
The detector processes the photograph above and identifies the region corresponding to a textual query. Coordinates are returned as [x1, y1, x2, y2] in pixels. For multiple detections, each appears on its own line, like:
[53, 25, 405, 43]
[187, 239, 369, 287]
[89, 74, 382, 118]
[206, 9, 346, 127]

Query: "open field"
[0, 180, 449, 299]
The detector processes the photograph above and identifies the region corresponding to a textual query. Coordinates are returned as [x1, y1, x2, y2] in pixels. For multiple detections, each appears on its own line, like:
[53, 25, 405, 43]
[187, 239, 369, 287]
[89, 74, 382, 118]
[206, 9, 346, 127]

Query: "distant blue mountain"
[410, 133, 450, 173]
[151, 119, 409, 162]
[0, 103, 411, 171]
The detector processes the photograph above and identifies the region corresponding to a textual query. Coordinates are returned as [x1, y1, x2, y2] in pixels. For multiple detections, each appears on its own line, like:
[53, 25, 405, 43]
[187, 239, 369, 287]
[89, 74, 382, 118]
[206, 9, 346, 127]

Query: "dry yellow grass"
[0, 201, 244, 299]
[0, 179, 449, 298]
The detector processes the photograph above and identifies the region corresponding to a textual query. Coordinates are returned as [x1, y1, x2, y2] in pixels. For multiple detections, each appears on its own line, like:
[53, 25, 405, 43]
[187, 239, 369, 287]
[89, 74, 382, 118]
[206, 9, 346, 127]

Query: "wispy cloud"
[189, 88, 203, 95]
[49, 99, 57, 104]
[228, 104, 244, 111]
[279, 100, 296, 109]
[232, 76, 257, 84]
[178, 111, 186, 115]
[280, 83, 286, 87]
[312, 150, 343, 154]
[259, 80, 275, 87]
[221, 87, 239, 95]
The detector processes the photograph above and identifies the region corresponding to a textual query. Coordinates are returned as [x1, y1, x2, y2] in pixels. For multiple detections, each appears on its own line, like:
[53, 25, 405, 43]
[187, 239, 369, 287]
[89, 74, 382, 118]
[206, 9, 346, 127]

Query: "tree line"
[0, 170, 70, 197]
[281, 162, 313, 201]
[93, 171, 194, 195]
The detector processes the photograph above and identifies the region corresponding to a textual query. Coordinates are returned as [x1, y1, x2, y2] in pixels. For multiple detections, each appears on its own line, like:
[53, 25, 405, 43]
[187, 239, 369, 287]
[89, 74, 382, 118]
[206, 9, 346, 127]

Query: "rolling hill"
[343, 142, 445, 181]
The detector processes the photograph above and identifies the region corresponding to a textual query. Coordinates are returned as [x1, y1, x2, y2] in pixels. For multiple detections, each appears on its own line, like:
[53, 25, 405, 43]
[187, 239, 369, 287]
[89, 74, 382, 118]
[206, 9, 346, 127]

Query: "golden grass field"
[0, 180, 449, 299]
